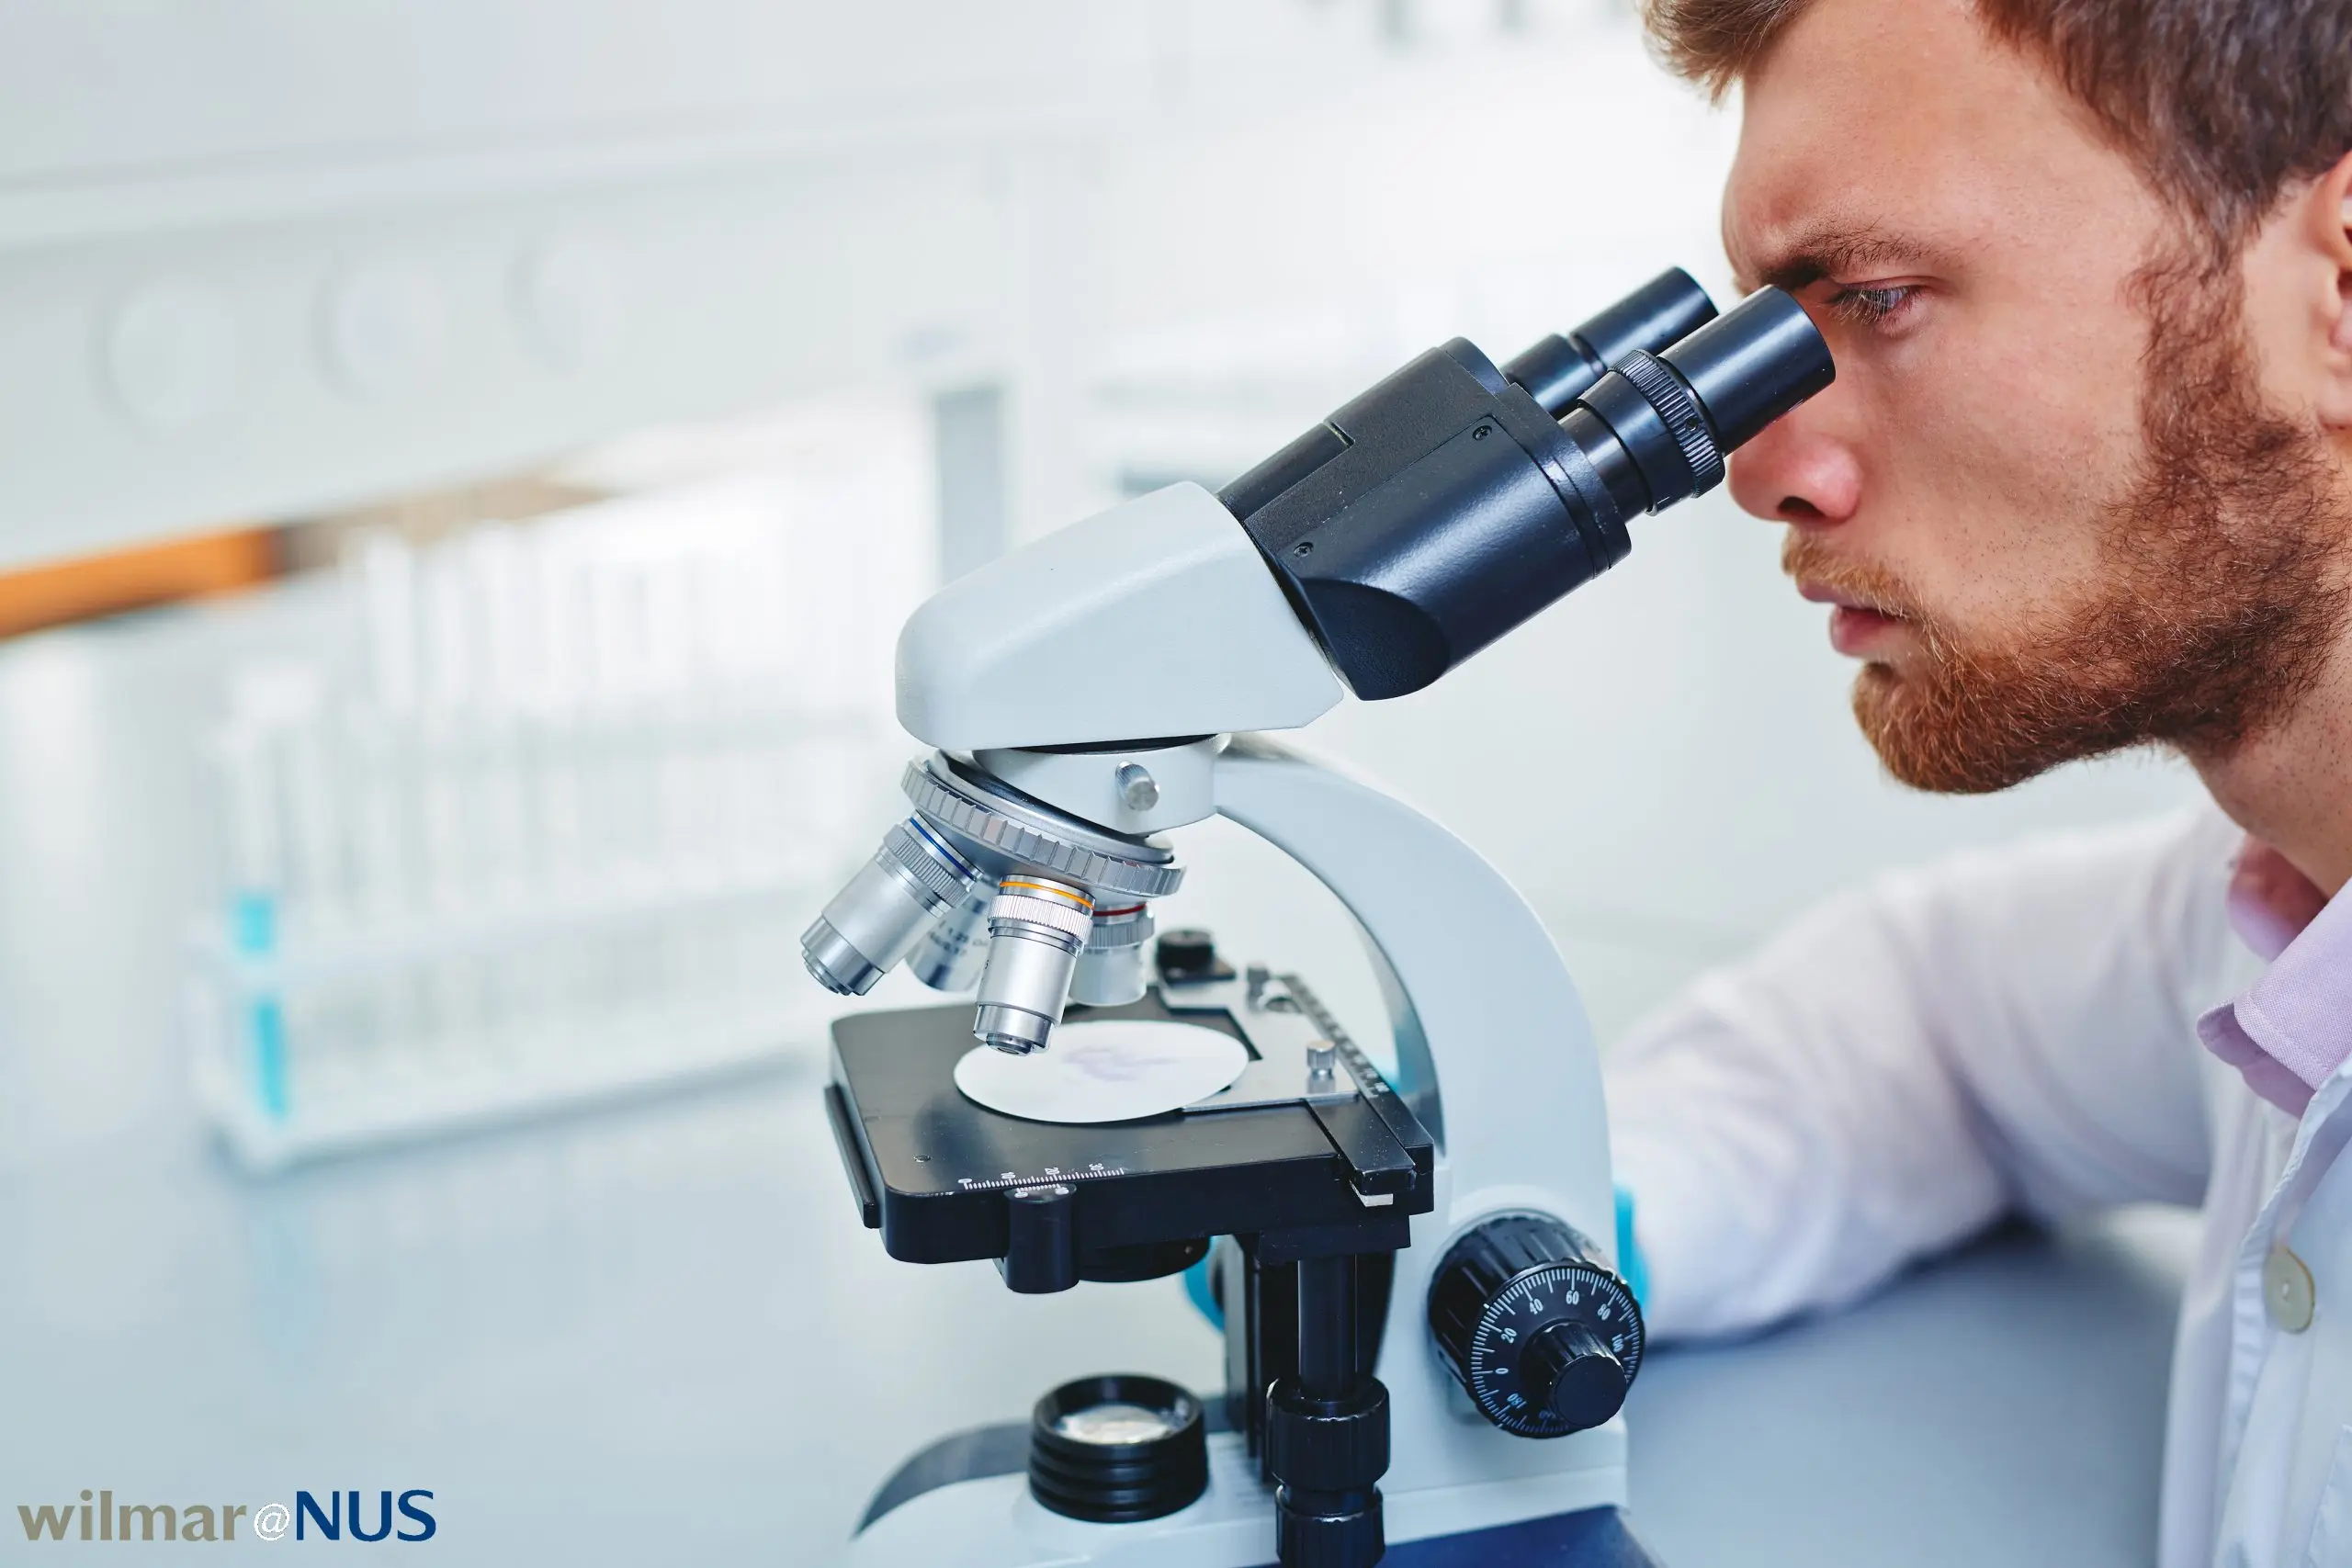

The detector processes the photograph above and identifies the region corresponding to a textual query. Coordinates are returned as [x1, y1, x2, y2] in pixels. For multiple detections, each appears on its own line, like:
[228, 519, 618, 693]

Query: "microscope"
[802, 269, 1833, 1567]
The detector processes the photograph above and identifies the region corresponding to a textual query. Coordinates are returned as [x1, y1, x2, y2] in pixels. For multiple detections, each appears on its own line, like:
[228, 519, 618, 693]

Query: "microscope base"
[842, 1427, 1656, 1567]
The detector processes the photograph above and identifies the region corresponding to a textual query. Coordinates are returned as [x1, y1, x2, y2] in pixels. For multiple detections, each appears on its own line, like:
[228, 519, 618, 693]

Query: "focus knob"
[1521, 1321, 1624, 1430]
[1427, 1213, 1644, 1438]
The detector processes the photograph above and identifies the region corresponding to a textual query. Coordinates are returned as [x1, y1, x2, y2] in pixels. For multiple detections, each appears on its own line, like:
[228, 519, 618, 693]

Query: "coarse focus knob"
[1426, 1213, 1644, 1438]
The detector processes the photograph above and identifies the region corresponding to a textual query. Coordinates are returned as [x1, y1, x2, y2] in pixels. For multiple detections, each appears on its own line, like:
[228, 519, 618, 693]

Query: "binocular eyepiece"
[1499, 266, 1835, 451]
[802, 270, 1836, 1051]
[1224, 267, 1833, 700]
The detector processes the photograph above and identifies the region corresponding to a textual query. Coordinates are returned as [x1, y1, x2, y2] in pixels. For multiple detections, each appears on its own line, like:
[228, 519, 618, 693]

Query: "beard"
[1789, 258, 2352, 795]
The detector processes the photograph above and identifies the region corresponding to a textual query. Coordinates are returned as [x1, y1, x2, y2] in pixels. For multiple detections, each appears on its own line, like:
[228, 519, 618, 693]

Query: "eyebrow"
[1730, 223, 1935, 295]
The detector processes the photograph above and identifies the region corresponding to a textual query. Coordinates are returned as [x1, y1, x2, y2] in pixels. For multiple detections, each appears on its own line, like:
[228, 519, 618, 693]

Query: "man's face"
[1723, 0, 2350, 791]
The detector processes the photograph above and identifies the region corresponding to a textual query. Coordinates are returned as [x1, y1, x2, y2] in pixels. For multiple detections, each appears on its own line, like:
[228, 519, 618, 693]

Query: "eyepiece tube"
[1566, 267, 1722, 379]
[1567, 286, 1834, 515]
[1501, 267, 1718, 417]
[1660, 288, 1837, 453]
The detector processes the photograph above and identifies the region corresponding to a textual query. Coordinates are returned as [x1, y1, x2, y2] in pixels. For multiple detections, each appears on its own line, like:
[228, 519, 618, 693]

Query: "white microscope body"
[805, 276, 1832, 1567]
[850, 481, 1625, 1565]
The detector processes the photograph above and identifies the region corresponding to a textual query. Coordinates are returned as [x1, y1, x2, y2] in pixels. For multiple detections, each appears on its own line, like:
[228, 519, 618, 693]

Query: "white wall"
[0, 0, 1637, 565]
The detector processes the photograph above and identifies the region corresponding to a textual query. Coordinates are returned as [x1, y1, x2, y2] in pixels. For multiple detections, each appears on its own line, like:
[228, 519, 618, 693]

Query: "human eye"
[1825, 283, 1921, 327]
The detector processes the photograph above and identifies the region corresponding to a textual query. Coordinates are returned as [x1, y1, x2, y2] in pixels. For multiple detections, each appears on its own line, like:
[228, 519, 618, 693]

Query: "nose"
[1726, 398, 1861, 526]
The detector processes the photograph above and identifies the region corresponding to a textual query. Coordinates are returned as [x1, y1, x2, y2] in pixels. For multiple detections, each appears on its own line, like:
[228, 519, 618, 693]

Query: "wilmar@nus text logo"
[17, 1489, 436, 1543]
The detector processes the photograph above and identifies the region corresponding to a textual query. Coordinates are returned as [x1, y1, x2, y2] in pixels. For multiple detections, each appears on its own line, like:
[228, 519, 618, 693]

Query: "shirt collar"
[2198, 837, 2352, 1116]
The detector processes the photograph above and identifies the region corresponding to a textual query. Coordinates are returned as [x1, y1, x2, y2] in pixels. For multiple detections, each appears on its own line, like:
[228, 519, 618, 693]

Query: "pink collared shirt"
[2198, 839, 2352, 1116]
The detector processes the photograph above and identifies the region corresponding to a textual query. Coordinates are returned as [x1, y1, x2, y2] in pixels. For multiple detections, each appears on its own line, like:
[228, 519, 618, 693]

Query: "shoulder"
[1850, 803, 2241, 995]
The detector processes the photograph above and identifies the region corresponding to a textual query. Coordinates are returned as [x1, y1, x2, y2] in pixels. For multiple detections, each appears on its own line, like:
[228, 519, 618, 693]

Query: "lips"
[1792, 577, 1914, 658]
[1826, 604, 1907, 657]
[1794, 579, 1897, 615]
[1781, 529, 1924, 660]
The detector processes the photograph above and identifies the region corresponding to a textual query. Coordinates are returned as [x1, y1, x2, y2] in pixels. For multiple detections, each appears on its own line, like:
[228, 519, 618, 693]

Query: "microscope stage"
[824, 975, 1435, 1271]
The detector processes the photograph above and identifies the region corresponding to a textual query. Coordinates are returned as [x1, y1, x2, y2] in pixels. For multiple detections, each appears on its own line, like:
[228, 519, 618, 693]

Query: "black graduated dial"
[1427, 1213, 1644, 1438]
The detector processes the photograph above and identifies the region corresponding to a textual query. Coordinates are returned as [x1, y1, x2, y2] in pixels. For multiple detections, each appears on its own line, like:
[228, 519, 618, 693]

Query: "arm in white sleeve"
[1605, 807, 2240, 1341]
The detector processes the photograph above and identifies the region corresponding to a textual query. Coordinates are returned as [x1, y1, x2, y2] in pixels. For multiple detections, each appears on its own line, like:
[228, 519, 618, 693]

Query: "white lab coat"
[1605, 807, 2352, 1567]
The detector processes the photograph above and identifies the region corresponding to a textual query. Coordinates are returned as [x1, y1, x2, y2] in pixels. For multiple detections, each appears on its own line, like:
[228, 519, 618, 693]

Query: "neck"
[2191, 648, 2352, 897]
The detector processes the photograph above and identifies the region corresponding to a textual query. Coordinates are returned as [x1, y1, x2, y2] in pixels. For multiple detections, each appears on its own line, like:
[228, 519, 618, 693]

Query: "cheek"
[1846, 330, 2143, 626]
[2234, 212, 2338, 421]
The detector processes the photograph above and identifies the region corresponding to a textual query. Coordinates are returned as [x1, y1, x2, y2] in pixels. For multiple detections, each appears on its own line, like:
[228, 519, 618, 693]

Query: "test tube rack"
[186, 469, 926, 1170]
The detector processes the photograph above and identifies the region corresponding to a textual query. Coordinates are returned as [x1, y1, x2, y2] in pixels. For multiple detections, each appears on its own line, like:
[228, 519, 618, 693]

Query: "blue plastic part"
[230, 889, 277, 954]
[1184, 1195, 1642, 1336]
[1182, 1247, 1223, 1332]
[230, 892, 289, 1122]
[1614, 1181, 1648, 1310]
[250, 999, 290, 1122]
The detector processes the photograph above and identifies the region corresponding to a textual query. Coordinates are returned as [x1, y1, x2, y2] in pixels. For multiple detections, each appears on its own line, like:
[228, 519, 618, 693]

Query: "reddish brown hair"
[1643, 0, 2352, 256]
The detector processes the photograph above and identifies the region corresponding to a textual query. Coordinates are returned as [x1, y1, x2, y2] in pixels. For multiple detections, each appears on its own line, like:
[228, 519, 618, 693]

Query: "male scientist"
[1602, 0, 2352, 1562]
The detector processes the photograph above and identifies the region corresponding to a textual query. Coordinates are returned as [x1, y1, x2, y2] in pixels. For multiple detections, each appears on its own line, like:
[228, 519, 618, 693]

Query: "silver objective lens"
[800, 818, 979, 996]
[1069, 903, 1156, 1007]
[972, 875, 1094, 1054]
[908, 886, 992, 992]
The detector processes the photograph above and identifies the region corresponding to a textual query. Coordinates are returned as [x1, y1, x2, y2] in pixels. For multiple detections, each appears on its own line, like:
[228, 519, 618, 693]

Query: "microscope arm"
[1214, 732, 1637, 1521]
[1212, 734, 1612, 1253]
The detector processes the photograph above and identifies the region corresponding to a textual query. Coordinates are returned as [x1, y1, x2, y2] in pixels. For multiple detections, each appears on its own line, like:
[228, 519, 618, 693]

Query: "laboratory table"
[0, 600, 2188, 1565]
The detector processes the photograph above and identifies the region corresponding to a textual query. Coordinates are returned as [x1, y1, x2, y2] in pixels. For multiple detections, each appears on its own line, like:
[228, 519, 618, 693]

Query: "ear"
[2306, 146, 2352, 428]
